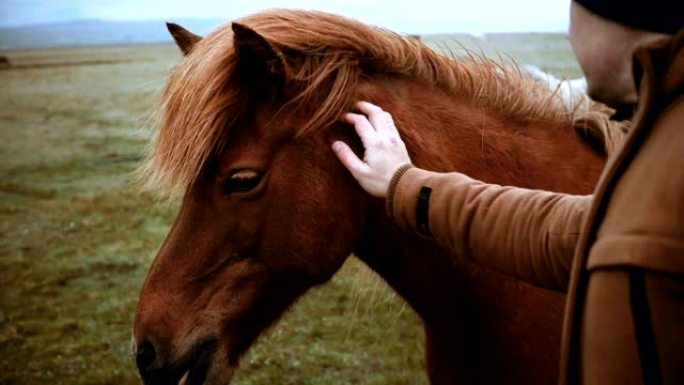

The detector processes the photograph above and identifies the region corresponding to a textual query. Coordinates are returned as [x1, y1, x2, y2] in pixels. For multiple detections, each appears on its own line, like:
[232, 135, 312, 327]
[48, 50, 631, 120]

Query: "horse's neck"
[354, 77, 605, 321]
[359, 78, 604, 192]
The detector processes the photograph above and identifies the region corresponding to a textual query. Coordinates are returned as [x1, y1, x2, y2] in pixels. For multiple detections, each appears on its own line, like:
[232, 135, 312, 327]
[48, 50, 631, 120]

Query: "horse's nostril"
[135, 339, 157, 373]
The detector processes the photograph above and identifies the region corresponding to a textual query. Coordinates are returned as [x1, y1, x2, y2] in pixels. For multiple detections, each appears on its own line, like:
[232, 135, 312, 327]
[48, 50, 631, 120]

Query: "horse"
[134, 10, 609, 385]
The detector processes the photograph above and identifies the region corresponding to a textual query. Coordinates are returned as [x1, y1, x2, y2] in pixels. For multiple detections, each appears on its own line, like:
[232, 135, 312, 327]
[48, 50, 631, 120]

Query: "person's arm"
[333, 101, 590, 291]
[388, 166, 590, 290]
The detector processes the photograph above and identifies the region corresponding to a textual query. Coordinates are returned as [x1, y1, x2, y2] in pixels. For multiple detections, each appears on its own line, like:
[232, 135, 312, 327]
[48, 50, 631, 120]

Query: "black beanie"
[574, 0, 683, 35]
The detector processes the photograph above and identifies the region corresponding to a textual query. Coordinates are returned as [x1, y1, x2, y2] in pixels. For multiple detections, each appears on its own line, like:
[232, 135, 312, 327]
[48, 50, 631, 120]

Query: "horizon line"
[0, 17, 568, 35]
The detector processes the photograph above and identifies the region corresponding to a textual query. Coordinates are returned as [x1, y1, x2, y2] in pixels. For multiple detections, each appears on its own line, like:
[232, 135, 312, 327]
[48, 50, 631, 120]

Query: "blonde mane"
[142, 9, 577, 194]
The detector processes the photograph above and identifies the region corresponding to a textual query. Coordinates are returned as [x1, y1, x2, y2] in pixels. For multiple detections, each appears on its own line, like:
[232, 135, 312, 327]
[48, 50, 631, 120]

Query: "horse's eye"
[223, 170, 263, 194]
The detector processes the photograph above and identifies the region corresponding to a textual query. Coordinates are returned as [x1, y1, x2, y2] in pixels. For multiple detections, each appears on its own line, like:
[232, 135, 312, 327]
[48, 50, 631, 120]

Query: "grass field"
[0, 33, 581, 384]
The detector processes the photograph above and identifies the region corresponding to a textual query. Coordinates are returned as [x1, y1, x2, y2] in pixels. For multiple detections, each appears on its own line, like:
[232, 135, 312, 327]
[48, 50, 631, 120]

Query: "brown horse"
[134, 10, 608, 385]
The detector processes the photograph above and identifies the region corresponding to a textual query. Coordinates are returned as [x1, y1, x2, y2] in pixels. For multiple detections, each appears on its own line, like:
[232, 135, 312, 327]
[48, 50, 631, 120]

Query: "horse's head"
[134, 14, 376, 384]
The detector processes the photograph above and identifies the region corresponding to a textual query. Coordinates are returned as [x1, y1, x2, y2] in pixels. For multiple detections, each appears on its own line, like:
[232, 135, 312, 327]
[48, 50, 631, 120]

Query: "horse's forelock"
[140, 27, 243, 197]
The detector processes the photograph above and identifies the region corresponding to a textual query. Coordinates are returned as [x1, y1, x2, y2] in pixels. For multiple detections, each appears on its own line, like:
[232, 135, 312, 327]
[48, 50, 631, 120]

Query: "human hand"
[332, 101, 412, 198]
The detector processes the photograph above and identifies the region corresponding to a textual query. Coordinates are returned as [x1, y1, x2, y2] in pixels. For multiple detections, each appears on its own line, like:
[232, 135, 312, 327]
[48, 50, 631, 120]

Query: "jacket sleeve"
[387, 166, 593, 291]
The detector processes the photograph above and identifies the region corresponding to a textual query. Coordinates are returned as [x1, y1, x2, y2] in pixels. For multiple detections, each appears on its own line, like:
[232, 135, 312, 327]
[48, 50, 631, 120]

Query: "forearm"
[388, 167, 592, 291]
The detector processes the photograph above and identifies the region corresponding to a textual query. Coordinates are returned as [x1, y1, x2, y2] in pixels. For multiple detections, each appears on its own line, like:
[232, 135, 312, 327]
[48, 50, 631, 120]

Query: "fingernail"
[332, 141, 341, 151]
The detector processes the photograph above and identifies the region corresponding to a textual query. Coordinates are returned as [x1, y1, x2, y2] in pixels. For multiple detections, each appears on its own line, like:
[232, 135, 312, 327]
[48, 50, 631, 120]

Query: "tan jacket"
[388, 31, 684, 384]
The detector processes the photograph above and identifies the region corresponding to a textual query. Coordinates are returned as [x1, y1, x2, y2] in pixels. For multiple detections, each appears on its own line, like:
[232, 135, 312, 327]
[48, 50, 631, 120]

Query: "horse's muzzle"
[135, 337, 218, 385]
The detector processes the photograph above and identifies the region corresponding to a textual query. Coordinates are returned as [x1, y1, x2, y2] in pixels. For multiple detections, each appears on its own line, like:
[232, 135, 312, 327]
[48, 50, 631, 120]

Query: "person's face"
[568, 2, 639, 107]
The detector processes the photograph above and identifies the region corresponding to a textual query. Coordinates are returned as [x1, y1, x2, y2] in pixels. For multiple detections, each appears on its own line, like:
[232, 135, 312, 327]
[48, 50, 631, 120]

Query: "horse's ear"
[231, 22, 288, 81]
[166, 22, 202, 56]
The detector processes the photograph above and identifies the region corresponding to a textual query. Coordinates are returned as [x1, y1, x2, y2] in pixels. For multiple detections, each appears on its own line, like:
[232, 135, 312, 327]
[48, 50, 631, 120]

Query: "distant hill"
[0, 19, 225, 49]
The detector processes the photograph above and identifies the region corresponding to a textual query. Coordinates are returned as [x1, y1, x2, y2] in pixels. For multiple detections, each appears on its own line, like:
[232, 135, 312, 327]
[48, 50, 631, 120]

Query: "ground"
[0, 34, 581, 384]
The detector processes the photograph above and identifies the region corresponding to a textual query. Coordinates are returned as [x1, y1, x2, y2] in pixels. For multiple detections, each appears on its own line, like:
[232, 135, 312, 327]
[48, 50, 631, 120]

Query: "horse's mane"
[142, 9, 577, 194]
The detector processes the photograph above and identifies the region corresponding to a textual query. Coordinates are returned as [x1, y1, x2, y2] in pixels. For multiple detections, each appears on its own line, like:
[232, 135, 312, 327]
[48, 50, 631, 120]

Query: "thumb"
[332, 141, 369, 178]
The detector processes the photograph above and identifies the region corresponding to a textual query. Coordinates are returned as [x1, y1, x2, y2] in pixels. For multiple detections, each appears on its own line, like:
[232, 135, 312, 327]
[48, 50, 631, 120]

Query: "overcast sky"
[0, 0, 571, 33]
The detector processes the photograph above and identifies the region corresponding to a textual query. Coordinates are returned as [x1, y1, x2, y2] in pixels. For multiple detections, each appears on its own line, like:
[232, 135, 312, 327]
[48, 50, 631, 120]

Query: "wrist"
[385, 163, 414, 216]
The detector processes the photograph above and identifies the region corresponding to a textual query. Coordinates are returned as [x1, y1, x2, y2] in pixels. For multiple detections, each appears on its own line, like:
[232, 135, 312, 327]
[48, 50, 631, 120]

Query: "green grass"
[0, 35, 580, 384]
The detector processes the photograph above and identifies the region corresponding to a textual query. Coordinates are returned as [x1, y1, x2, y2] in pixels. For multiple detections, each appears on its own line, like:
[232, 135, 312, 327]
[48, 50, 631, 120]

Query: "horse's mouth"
[140, 339, 218, 385]
[176, 339, 217, 385]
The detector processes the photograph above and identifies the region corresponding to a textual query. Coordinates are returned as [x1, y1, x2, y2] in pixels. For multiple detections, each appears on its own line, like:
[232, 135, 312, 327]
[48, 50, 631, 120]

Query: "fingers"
[342, 112, 376, 148]
[334, 102, 411, 198]
[355, 101, 383, 116]
[355, 101, 400, 138]
[331, 140, 370, 177]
